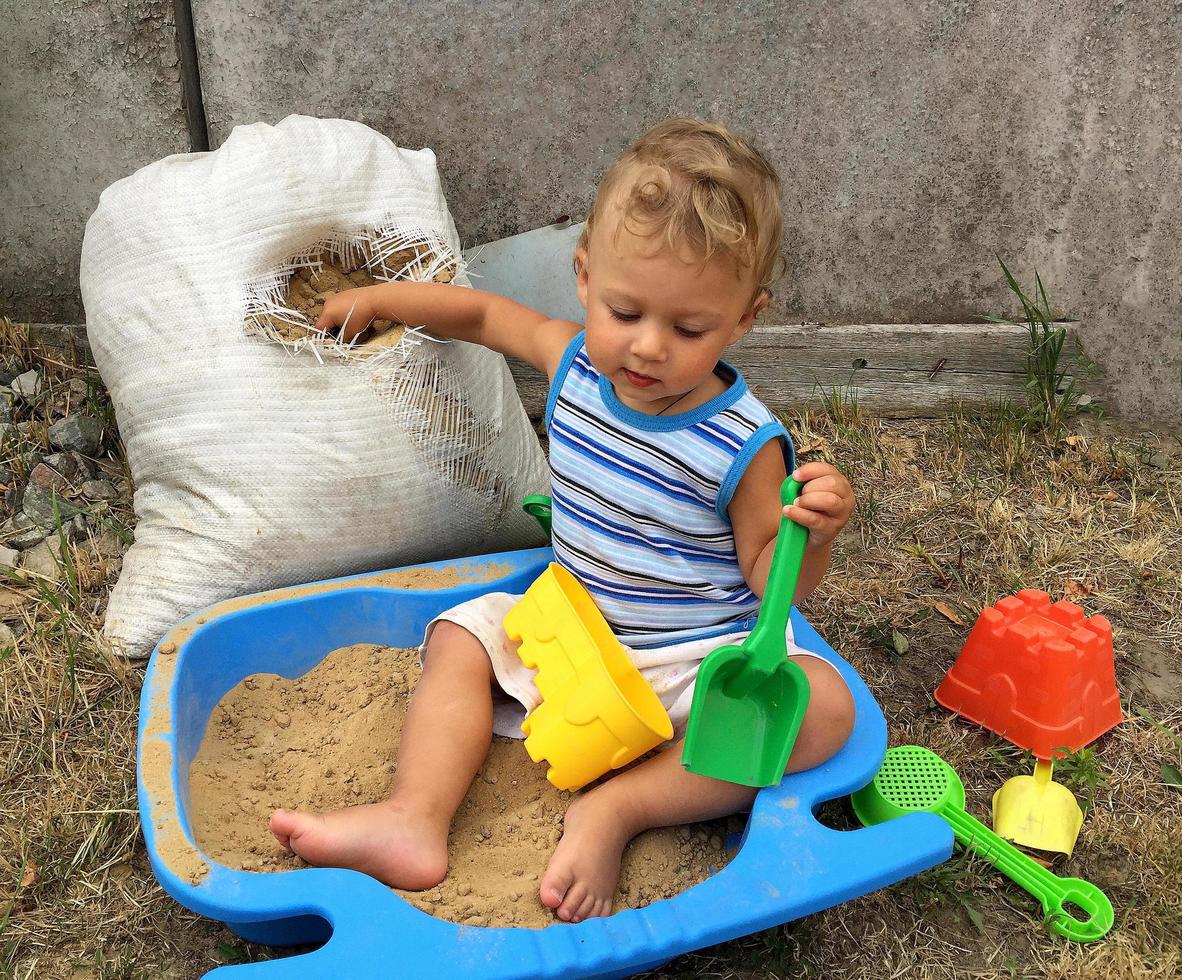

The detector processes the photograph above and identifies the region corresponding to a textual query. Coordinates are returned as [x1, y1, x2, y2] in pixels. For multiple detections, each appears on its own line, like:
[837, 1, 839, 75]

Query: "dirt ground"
[1, 326, 1180, 979]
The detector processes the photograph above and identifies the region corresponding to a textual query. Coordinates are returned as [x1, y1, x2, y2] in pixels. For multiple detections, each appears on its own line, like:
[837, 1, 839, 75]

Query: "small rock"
[16, 451, 44, 473]
[18, 539, 61, 582]
[29, 463, 72, 493]
[10, 370, 42, 402]
[0, 360, 19, 386]
[1, 513, 48, 550]
[457, 882, 472, 897]
[48, 415, 103, 456]
[3, 486, 21, 513]
[43, 453, 80, 479]
[274, 711, 291, 728]
[66, 378, 90, 403]
[0, 393, 11, 423]
[0, 545, 18, 568]
[22, 484, 80, 525]
[81, 479, 117, 501]
[1148, 451, 1172, 471]
[65, 452, 95, 479]
[87, 530, 125, 558]
[0, 423, 17, 445]
[0, 622, 15, 652]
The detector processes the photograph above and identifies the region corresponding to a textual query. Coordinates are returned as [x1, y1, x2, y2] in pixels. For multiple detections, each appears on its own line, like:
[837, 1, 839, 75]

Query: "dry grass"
[1, 333, 1180, 978]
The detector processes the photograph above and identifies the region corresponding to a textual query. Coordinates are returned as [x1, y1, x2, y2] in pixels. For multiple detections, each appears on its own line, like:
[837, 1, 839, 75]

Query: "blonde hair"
[579, 119, 784, 298]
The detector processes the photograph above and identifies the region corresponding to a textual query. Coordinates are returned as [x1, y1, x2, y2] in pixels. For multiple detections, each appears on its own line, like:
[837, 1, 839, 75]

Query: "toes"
[570, 892, 597, 924]
[269, 809, 295, 851]
[557, 881, 588, 922]
[540, 865, 574, 911]
[274, 810, 325, 861]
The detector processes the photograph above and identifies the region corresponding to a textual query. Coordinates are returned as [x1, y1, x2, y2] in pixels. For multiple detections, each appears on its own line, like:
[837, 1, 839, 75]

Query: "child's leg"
[540, 656, 855, 922]
[269, 621, 494, 889]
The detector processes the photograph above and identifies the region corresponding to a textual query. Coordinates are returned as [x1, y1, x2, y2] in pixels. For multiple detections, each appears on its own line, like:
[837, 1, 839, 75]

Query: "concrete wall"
[0, 1, 190, 323]
[189, 0, 1180, 423]
[3, 1, 1179, 422]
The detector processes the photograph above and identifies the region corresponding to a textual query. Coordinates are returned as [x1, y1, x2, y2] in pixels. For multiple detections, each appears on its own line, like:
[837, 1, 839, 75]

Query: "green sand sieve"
[852, 746, 1113, 943]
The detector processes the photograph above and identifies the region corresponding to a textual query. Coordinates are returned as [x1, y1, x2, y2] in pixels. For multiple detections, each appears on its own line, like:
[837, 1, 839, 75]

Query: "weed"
[1052, 745, 1108, 812]
[983, 258, 1083, 442]
[815, 379, 861, 434]
[911, 850, 988, 933]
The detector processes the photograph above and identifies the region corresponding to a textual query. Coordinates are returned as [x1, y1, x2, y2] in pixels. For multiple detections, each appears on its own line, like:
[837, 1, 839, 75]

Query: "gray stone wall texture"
[189, 0, 1181, 423]
[0, 1, 189, 323]
[3, 1, 1179, 422]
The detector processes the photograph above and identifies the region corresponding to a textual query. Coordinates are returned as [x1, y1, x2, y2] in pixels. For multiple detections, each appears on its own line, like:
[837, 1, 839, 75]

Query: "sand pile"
[189, 643, 737, 928]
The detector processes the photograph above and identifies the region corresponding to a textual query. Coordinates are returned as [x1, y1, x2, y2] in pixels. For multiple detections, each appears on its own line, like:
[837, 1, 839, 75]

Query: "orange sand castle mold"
[139, 562, 512, 887]
[934, 590, 1123, 759]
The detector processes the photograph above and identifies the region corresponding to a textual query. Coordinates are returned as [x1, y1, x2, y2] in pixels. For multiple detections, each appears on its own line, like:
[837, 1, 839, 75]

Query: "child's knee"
[423, 620, 493, 676]
[787, 658, 856, 772]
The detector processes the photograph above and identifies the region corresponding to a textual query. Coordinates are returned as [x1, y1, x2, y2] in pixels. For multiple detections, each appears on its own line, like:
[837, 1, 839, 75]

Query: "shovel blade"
[682, 645, 811, 787]
[992, 762, 1084, 856]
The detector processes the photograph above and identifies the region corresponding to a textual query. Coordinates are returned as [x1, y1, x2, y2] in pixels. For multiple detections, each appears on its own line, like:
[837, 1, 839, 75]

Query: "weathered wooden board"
[507, 322, 1093, 420]
[29, 321, 1094, 420]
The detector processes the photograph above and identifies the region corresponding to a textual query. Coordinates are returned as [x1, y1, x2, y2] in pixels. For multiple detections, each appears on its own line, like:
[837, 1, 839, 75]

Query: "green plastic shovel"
[681, 478, 811, 787]
[852, 745, 1113, 942]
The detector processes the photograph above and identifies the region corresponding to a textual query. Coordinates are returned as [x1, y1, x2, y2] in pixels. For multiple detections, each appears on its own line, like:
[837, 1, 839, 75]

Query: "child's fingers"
[784, 504, 831, 528]
[790, 462, 840, 483]
[791, 490, 848, 516]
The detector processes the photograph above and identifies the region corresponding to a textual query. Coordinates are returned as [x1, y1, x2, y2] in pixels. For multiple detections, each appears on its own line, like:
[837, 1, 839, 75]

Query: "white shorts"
[419, 591, 839, 740]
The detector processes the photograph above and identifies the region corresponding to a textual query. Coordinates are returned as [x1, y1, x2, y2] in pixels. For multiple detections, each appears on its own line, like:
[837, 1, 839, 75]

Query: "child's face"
[575, 213, 766, 413]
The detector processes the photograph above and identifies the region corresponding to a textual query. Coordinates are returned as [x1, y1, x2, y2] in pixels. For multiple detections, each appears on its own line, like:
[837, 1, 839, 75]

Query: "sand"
[189, 643, 737, 928]
[253, 245, 455, 348]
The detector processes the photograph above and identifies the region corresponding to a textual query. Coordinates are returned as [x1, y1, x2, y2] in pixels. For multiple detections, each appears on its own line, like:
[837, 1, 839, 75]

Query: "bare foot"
[540, 793, 634, 923]
[269, 800, 447, 890]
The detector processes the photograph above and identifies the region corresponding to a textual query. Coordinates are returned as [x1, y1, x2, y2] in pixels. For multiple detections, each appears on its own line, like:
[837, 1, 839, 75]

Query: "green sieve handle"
[743, 478, 807, 670]
[941, 807, 1113, 942]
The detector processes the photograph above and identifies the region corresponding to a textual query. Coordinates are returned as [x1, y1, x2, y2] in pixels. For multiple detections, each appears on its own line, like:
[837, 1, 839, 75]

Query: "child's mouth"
[623, 369, 658, 388]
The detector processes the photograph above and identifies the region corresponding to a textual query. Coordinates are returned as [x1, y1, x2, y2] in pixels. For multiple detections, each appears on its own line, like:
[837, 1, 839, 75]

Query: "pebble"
[10, 370, 41, 402]
[0, 622, 15, 651]
[274, 711, 291, 728]
[29, 462, 72, 493]
[48, 414, 103, 456]
[23, 484, 80, 524]
[2, 514, 49, 550]
[457, 882, 472, 896]
[43, 452, 80, 479]
[81, 479, 117, 501]
[19, 539, 62, 582]
[0, 546, 17, 568]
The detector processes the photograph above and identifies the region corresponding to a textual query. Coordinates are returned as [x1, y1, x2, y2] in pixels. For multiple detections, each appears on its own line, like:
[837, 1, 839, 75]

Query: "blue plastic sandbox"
[137, 548, 952, 979]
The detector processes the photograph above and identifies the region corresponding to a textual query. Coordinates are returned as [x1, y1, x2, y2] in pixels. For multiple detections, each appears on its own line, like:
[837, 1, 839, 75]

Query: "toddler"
[270, 119, 857, 924]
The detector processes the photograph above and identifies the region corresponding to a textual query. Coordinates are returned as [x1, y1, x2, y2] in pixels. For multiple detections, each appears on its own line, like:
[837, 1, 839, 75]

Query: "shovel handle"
[746, 479, 808, 663]
[942, 807, 1113, 942]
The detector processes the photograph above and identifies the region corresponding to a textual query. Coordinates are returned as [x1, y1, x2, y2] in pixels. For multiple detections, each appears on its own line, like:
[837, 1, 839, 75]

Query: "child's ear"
[729, 288, 769, 344]
[574, 245, 590, 311]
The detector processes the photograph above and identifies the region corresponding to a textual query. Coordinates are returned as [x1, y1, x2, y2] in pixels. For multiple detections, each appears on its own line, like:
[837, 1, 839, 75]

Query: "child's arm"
[315, 281, 581, 380]
[729, 442, 855, 602]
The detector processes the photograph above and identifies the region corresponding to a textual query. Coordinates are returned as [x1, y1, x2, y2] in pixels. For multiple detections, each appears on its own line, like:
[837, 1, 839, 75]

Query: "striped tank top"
[545, 332, 794, 649]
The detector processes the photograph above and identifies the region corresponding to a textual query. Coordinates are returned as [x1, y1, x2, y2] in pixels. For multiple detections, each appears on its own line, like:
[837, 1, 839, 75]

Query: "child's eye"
[675, 326, 705, 339]
[609, 308, 640, 322]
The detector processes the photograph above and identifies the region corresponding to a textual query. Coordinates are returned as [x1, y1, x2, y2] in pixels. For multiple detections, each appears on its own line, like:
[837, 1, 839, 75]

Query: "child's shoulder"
[538, 319, 585, 380]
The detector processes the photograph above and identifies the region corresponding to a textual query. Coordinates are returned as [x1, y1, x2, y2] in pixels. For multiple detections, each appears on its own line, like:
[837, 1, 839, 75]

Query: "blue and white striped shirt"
[545, 332, 794, 649]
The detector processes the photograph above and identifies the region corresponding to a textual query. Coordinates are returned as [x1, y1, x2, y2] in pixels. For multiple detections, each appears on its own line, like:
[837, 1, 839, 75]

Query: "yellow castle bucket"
[503, 563, 673, 791]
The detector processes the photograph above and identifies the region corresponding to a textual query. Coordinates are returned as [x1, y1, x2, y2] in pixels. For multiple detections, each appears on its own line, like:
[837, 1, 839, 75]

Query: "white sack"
[80, 115, 548, 657]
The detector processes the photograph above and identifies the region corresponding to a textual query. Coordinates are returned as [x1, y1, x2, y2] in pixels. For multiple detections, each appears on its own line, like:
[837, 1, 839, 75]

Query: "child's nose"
[630, 321, 666, 362]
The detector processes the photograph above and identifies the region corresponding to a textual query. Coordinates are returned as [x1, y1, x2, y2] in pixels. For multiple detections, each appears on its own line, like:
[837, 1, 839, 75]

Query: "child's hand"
[315, 287, 376, 343]
[783, 462, 854, 548]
